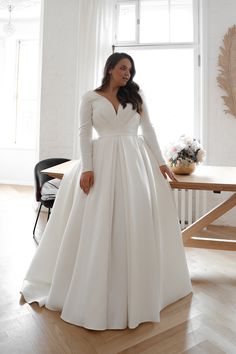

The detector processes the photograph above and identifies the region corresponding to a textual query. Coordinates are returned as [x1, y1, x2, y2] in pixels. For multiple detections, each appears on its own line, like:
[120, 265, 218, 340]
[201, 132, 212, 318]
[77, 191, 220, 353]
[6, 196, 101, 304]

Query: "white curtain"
[73, 0, 114, 157]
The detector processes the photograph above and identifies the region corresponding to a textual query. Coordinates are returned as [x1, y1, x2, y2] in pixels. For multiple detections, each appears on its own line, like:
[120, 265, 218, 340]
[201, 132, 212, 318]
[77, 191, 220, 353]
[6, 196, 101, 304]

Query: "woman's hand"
[80, 171, 94, 194]
[159, 164, 178, 182]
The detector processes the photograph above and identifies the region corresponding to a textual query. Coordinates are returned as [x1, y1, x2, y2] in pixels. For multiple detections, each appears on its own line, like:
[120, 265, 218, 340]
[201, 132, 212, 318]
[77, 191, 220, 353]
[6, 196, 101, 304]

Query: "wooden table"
[42, 160, 78, 179]
[169, 166, 236, 250]
[42, 162, 236, 250]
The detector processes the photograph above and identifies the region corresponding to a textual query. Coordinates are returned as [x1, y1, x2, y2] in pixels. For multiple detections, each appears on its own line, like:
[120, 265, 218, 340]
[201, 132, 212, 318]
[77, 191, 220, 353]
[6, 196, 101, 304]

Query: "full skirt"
[21, 136, 192, 330]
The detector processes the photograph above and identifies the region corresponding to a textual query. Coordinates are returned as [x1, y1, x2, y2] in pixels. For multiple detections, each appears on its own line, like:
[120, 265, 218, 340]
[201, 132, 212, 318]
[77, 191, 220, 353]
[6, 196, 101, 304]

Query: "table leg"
[182, 192, 236, 250]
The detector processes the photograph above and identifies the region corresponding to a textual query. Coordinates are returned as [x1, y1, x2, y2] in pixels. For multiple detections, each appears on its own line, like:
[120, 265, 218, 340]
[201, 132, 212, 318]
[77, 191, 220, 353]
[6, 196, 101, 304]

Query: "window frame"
[0, 37, 39, 149]
[114, 0, 201, 141]
[14, 38, 39, 148]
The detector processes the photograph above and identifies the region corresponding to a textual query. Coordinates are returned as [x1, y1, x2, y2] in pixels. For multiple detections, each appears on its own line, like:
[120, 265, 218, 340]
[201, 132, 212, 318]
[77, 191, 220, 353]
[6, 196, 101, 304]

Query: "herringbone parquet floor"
[0, 184, 236, 354]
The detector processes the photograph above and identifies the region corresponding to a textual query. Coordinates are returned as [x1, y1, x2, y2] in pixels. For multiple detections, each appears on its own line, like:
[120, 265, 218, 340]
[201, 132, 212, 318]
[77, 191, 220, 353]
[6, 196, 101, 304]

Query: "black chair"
[33, 158, 70, 244]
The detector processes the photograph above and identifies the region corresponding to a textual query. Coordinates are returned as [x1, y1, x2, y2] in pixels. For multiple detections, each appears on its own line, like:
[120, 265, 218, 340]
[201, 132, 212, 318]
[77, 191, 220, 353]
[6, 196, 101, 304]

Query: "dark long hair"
[95, 52, 143, 114]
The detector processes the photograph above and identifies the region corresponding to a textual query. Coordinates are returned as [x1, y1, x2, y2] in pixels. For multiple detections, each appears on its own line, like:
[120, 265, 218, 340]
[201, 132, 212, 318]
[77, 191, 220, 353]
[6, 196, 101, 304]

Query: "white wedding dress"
[21, 91, 192, 330]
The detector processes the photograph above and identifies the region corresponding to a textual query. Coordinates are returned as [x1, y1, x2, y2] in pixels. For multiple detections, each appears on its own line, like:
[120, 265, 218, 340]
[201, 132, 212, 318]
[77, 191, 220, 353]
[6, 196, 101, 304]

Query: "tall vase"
[170, 161, 196, 175]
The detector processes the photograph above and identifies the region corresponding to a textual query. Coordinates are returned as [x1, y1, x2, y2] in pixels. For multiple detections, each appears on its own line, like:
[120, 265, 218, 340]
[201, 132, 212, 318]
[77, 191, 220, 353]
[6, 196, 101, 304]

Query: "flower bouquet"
[165, 135, 205, 175]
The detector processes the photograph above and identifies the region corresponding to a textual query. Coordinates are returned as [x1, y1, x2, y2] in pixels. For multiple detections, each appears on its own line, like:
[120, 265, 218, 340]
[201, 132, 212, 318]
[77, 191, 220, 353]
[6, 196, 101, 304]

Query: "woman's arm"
[140, 98, 166, 165]
[140, 98, 177, 181]
[79, 93, 93, 172]
[79, 93, 94, 194]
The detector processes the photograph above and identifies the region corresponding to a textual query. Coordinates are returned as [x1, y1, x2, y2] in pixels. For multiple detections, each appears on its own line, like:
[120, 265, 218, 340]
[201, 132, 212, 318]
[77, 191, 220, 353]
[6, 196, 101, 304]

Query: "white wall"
[39, 0, 79, 160]
[0, 148, 36, 185]
[204, 0, 236, 225]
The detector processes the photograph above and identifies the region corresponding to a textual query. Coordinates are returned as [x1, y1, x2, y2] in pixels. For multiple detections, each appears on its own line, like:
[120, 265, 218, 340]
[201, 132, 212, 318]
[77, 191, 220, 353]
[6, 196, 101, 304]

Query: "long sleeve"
[79, 93, 93, 172]
[140, 99, 166, 166]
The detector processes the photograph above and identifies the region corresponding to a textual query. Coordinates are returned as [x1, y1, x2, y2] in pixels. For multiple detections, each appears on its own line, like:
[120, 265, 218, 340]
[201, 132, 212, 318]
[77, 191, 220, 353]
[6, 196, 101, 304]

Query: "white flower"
[164, 134, 206, 166]
[191, 140, 200, 150]
[175, 143, 185, 152]
[196, 149, 205, 162]
[172, 153, 179, 160]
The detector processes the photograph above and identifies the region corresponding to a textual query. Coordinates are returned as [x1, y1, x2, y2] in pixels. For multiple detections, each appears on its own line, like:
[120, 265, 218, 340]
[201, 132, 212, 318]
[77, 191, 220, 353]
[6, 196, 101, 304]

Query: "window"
[114, 0, 199, 148]
[0, 38, 39, 148]
[15, 40, 39, 147]
[116, 2, 136, 42]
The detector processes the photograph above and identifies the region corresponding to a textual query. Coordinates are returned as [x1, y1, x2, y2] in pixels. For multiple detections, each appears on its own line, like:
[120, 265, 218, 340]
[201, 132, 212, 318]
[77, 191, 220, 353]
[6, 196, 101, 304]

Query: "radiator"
[173, 189, 207, 230]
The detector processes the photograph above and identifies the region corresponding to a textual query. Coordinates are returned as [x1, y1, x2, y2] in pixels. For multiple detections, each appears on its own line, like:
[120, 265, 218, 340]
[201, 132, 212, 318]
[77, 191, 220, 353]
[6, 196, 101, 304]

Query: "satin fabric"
[21, 91, 192, 330]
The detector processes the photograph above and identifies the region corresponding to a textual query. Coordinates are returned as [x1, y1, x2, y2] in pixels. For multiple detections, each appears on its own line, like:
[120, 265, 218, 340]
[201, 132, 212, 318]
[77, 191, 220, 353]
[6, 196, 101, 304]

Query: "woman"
[21, 52, 192, 330]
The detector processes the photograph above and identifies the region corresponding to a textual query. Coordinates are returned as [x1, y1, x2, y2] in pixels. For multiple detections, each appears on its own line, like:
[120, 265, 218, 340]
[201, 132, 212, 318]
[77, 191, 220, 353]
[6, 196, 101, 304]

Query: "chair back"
[34, 158, 70, 201]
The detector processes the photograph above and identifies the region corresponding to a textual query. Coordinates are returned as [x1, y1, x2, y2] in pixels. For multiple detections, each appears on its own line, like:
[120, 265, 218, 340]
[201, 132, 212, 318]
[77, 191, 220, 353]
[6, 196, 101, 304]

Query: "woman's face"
[109, 58, 132, 87]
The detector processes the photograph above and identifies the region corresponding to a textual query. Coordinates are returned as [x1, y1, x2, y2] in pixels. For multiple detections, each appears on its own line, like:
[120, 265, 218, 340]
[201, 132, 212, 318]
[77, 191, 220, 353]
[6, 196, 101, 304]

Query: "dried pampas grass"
[217, 25, 236, 118]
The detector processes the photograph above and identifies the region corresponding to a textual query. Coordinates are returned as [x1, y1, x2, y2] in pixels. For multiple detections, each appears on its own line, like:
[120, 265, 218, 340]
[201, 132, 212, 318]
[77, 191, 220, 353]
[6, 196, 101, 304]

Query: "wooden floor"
[1, 185, 236, 354]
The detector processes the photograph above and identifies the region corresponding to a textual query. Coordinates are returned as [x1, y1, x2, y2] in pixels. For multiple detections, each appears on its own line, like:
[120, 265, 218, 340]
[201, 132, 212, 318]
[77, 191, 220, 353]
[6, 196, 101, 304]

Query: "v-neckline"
[94, 91, 121, 115]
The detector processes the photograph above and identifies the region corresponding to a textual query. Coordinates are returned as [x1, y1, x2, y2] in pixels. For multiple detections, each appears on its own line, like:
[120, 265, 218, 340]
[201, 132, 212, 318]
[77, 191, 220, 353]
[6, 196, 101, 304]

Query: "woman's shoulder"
[80, 90, 98, 105]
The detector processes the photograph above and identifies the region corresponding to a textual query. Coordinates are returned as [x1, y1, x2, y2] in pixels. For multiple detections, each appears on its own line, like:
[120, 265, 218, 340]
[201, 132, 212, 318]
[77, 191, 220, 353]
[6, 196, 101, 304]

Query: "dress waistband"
[98, 133, 138, 138]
